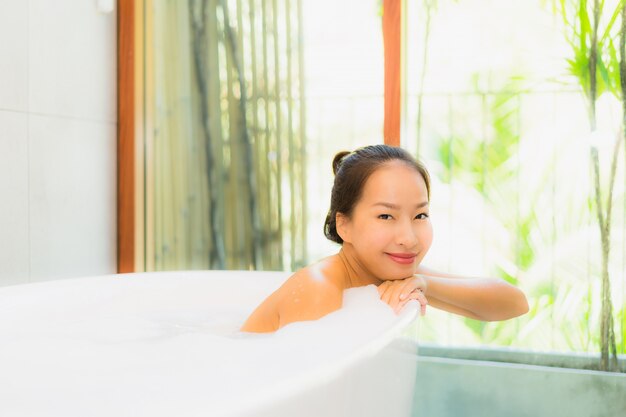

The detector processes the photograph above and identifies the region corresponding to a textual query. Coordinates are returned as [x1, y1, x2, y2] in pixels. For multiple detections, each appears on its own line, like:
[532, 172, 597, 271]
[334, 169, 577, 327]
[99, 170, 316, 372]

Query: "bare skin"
[240, 249, 529, 333]
[241, 162, 529, 333]
[240, 252, 366, 333]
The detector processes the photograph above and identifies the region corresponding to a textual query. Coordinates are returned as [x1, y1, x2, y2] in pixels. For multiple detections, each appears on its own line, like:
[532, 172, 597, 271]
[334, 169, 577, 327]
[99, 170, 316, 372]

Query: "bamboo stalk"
[171, 4, 189, 269]
[221, 6, 237, 268]
[272, 0, 283, 269]
[164, 11, 178, 269]
[296, 0, 307, 267]
[211, 0, 227, 270]
[176, 1, 192, 267]
[144, 0, 155, 271]
[221, 0, 262, 269]
[249, 0, 267, 269]
[589, 0, 618, 372]
[285, 0, 296, 271]
[261, 0, 274, 268]
[178, 1, 204, 268]
[416, 0, 433, 156]
[189, 0, 226, 268]
[619, 0, 626, 357]
[175, 2, 194, 267]
[163, 3, 175, 268]
[236, 0, 253, 268]
[154, 3, 165, 269]
[186, 1, 210, 269]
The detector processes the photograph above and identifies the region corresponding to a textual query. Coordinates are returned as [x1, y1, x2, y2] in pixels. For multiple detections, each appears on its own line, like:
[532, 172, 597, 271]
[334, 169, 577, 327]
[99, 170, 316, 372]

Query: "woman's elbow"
[484, 287, 529, 322]
[517, 292, 530, 316]
[511, 286, 530, 317]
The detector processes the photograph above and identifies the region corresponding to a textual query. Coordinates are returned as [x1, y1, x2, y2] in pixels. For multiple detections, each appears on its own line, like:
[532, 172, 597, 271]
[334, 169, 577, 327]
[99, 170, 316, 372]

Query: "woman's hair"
[324, 144, 430, 245]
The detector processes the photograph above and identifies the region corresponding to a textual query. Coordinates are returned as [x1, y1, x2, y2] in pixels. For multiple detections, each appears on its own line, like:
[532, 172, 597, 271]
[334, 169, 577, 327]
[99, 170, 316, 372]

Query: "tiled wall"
[0, 0, 117, 286]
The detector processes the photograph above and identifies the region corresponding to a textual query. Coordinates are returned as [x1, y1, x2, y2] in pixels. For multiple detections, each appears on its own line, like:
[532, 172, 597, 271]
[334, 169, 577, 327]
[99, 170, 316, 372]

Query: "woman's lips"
[385, 252, 417, 265]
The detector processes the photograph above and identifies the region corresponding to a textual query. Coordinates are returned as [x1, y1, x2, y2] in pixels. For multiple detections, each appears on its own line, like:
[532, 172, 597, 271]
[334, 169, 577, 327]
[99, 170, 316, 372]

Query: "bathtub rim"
[227, 300, 420, 416]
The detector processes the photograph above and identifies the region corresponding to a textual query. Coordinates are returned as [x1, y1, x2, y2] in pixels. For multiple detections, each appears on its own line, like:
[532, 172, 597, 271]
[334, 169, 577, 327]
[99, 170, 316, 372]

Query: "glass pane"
[145, 0, 306, 272]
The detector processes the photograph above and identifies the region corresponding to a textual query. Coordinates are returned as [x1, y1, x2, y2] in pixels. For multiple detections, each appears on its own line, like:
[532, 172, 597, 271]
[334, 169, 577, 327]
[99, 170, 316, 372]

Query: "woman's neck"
[337, 245, 383, 288]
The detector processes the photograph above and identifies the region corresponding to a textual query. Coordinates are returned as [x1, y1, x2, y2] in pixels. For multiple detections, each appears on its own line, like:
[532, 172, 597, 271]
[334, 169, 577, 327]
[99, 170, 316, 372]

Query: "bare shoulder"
[241, 256, 346, 333]
[276, 263, 344, 329]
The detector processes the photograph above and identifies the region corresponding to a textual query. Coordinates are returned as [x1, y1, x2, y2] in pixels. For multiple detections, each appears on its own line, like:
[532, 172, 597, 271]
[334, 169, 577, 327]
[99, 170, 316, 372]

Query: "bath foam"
[0, 271, 419, 417]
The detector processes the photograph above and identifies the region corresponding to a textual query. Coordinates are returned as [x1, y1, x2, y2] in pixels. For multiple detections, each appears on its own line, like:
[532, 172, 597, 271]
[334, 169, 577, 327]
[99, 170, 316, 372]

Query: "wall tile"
[0, 0, 28, 111]
[29, 114, 116, 281]
[28, 0, 116, 122]
[0, 111, 29, 286]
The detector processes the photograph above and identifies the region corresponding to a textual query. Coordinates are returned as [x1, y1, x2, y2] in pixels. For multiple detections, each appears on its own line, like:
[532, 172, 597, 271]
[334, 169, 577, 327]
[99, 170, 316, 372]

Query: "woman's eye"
[378, 214, 392, 220]
[415, 213, 429, 220]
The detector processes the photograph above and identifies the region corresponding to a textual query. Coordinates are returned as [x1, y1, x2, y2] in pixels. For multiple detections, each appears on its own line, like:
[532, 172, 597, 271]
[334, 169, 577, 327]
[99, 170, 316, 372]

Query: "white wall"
[0, 0, 117, 286]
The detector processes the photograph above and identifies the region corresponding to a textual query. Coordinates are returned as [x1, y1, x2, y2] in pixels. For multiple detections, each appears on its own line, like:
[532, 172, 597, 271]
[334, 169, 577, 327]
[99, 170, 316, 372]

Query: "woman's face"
[337, 161, 433, 280]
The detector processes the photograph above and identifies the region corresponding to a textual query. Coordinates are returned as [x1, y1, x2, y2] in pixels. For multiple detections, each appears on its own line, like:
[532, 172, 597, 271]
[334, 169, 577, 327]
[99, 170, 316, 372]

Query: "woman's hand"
[377, 275, 428, 315]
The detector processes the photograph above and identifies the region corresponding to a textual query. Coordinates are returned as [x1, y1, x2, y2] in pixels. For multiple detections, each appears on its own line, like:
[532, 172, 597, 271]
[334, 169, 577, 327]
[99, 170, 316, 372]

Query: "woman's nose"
[396, 221, 418, 248]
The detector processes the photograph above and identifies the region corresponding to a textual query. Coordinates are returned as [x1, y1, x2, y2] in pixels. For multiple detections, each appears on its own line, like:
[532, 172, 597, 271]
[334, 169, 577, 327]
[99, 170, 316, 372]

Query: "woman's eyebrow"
[372, 201, 429, 209]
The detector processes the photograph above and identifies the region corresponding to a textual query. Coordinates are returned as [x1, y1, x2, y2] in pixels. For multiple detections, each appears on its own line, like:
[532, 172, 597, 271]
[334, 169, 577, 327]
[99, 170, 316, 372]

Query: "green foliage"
[559, 0, 624, 369]
[420, 0, 626, 356]
[436, 78, 539, 273]
[560, 0, 623, 99]
[516, 218, 537, 270]
[495, 265, 518, 286]
[463, 317, 487, 338]
[437, 79, 522, 193]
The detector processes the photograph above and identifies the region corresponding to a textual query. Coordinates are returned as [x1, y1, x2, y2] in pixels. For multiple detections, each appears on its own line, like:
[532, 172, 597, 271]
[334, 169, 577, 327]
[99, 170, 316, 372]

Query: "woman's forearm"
[421, 273, 529, 321]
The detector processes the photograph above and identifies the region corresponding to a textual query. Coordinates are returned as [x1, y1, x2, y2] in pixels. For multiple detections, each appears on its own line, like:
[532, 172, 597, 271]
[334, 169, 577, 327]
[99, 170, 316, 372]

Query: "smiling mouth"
[385, 253, 417, 265]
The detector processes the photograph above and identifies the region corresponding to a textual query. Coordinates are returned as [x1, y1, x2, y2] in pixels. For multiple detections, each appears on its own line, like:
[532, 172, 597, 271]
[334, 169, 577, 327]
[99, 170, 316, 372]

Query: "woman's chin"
[381, 270, 415, 281]
[389, 263, 416, 276]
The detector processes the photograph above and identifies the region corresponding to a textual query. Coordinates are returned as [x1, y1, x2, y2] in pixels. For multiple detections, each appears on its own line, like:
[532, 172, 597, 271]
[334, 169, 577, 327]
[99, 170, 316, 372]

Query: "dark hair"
[323, 144, 431, 245]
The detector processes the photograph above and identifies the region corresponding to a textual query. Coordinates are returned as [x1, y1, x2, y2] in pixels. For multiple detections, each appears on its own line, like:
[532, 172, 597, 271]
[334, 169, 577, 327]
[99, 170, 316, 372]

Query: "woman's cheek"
[360, 219, 382, 240]
[420, 221, 434, 250]
[368, 225, 392, 246]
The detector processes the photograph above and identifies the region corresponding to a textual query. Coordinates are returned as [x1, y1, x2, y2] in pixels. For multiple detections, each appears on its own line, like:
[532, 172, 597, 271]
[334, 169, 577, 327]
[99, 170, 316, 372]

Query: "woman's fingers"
[379, 276, 428, 313]
[378, 282, 392, 305]
[398, 280, 415, 300]
[397, 290, 428, 315]
[377, 280, 390, 296]
[399, 275, 426, 300]
[389, 283, 406, 309]
[414, 290, 428, 315]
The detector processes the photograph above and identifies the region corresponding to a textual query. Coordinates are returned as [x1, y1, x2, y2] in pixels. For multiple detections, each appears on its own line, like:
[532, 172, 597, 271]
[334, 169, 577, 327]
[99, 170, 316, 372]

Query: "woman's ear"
[336, 212, 352, 243]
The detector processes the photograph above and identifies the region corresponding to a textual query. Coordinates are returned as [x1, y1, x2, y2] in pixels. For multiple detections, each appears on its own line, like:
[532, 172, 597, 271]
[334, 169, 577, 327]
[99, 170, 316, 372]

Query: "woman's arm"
[416, 265, 529, 321]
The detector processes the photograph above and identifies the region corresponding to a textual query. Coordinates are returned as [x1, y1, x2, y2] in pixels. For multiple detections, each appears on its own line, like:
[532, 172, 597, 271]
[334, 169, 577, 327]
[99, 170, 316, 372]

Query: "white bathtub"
[0, 270, 420, 417]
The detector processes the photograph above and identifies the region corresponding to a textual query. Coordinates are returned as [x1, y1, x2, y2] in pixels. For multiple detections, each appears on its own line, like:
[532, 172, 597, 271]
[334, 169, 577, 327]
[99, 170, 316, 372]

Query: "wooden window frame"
[117, 0, 145, 273]
[383, 0, 402, 147]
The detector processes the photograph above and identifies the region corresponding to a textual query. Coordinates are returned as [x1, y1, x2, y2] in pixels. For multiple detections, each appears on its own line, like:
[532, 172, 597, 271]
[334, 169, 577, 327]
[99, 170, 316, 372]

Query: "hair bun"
[332, 151, 351, 175]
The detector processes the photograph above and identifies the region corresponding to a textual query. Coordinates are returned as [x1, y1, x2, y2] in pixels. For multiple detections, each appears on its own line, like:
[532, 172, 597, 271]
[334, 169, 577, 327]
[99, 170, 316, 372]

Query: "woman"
[241, 144, 529, 333]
